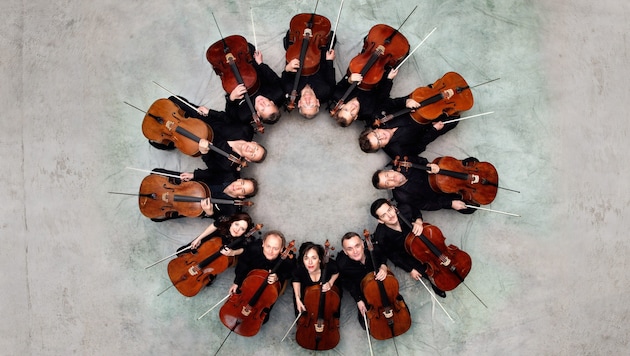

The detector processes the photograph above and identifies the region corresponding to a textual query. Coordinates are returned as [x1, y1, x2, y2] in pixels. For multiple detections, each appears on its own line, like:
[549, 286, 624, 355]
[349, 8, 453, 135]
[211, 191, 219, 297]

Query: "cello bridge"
[241, 305, 252, 317]
[165, 120, 174, 131]
[470, 174, 480, 184]
[383, 309, 393, 318]
[314, 323, 324, 333]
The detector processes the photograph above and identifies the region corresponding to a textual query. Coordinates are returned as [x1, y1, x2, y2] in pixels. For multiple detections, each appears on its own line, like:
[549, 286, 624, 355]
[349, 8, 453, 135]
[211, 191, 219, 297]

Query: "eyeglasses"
[372, 131, 383, 148]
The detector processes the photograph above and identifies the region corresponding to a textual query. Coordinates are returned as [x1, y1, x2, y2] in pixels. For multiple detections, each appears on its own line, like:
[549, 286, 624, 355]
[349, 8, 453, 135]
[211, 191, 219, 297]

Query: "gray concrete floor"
[3, 0, 629, 355]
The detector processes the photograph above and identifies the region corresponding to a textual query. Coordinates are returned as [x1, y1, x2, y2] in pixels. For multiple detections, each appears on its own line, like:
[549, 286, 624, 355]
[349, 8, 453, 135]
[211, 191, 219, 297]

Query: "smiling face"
[367, 129, 392, 150]
[241, 142, 265, 162]
[255, 96, 279, 120]
[336, 97, 360, 126]
[297, 85, 320, 119]
[342, 234, 365, 262]
[375, 202, 398, 226]
[229, 220, 248, 237]
[225, 179, 255, 198]
[262, 233, 284, 260]
[377, 170, 407, 189]
[302, 247, 321, 273]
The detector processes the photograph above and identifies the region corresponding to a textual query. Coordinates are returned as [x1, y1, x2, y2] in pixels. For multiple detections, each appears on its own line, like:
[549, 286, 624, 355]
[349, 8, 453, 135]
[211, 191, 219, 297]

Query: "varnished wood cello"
[206, 13, 264, 133]
[295, 240, 341, 350]
[137, 174, 252, 220]
[219, 240, 296, 337]
[167, 224, 263, 297]
[361, 230, 411, 340]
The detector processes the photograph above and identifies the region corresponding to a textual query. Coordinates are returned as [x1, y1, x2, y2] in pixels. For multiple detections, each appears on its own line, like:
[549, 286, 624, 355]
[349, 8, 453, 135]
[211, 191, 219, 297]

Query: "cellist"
[150, 168, 258, 222]
[371, 155, 479, 215]
[292, 241, 340, 315]
[357, 91, 458, 158]
[227, 230, 296, 325]
[336, 232, 388, 330]
[370, 199, 446, 298]
[224, 46, 285, 125]
[174, 212, 254, 287]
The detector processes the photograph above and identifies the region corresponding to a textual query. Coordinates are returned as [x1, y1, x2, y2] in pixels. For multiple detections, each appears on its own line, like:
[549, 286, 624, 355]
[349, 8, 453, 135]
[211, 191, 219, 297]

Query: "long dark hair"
[297, 241, 325, 270]
[216, 212, 253, 237]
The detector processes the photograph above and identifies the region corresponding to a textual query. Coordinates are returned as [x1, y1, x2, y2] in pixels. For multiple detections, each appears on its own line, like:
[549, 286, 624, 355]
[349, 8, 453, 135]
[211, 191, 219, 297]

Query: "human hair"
[341, 231, 361, 246]
[263, 230, 286, 247]
[298, 106, 320, 120]
[370, 198, 391, 219]
[297, 241, 325, 269]
[255, 143, 268, 163]
[217, 212, 253, 237]
[262, 109, 281, 124]
[358, 128, 378, 153]
[242, 177, 259, 197]
[371, 170, 384, 189]
[333, 111, 352, 127]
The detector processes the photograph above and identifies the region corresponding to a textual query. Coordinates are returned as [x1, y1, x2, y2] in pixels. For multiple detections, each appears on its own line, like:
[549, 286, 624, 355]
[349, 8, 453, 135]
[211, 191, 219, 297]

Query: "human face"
[225, 179, 254, 198]
[242, 142, 265, 162]
[302, 247, 321, 273]
[375, 203, 398, 226]
[298, 85, 320, 118]
[368, 129, 392, 150]
[377, 170, 407, 189]
[229, 220, 248, 237]
[263, 234, 283, 260]
[338, 97, 360, 124]
[342, 235, 365, 262]
[255, 96, 278, 120]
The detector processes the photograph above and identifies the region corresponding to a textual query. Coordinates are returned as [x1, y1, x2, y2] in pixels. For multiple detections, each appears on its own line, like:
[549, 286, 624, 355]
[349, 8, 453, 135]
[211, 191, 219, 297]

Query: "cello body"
[404, 223, 472, 292]
[285, 13, 332, 77]
[219, 269, 281, 337]
[360, 270, 411, 340]
[141, 98, 213, 157]
[348, 24, 409, 90]
[206, 35, 260, 96]
[295, 284, 341, 350]
[167, 237, 235, 297]
[429, 156, 499, 205]
[138, 174, 210, 219]
[409, 72, 474, 124]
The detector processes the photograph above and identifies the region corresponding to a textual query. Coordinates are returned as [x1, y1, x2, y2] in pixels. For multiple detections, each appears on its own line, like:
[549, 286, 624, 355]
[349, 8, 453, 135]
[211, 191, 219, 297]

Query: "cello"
[408, 72, 474, 124]
[329, 23, 409, 116]
[295, 240, 341, 350]
[393, 155, 499, 206]
[360, 230, 411, 340]
[393, 207, 472, 292]
[284, 2, 332, 111]
[141, 98, 213, 157]
[167, 224, 263, 297]
[138, 174, 252, 220]
[206, 16, 264, 133]
[219, 240, 296, 337]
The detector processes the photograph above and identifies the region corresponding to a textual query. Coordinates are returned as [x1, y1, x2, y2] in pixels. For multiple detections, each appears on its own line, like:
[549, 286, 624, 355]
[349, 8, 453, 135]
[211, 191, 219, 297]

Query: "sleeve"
[233, 245, 254, 286]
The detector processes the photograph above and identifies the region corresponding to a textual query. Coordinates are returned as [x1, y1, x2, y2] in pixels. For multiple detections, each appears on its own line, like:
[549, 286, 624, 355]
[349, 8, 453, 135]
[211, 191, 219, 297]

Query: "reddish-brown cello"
[167, 224, 263, 297]
[393, 155, 499, 206]
[138, 174, 252, 220]
[408, 72, 474, 124]
[396, 211, 472, 291]
[285, 5, 332, 111]
[141, 98, 213, 157]
[360, 230, 411, 340]
[219, 241, 296, 337]
[206, 16, 264, 133]
[295, 240, 340, 350]
[329, 23, 410, 116]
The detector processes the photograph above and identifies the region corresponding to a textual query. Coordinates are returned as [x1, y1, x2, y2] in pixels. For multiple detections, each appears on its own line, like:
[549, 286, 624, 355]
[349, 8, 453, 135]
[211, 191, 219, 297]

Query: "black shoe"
[431, 284, 447, 298]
